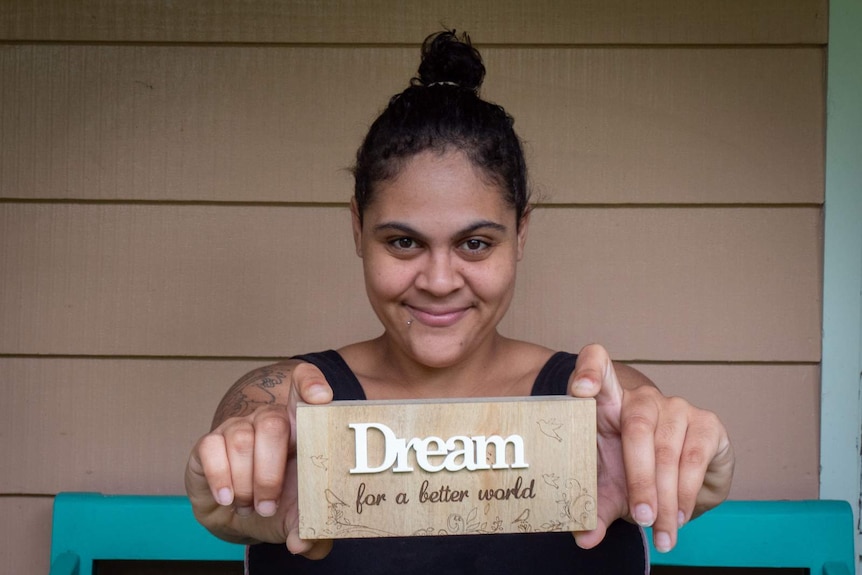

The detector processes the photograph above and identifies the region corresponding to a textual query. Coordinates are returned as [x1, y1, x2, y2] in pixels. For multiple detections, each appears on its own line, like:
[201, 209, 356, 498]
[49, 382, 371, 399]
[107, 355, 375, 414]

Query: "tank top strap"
[292, 350, 367, 401]
[530, 351, 577, 396]
[293, 350, 576, 399]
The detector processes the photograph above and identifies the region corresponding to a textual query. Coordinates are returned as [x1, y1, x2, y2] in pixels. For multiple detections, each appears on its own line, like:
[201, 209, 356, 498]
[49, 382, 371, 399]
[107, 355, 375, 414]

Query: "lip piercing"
[407, 319, 413, 326]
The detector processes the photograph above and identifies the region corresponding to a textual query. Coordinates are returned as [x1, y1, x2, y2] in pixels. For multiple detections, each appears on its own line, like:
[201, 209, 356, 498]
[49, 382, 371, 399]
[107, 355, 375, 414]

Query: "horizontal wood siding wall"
[0, 2, 826, 572]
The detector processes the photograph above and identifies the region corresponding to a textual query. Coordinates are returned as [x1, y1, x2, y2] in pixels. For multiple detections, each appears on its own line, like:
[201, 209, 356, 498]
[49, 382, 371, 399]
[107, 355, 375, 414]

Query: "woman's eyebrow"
[459, 220, 508, 235]
[373, 220, 508, 237]
[373, 222, 421, 235]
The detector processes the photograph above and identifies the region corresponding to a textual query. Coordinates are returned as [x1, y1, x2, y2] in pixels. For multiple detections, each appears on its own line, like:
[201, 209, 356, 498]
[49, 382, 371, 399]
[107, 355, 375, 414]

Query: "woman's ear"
[350, 198, 363, 257]
[516, 208, 531, 261]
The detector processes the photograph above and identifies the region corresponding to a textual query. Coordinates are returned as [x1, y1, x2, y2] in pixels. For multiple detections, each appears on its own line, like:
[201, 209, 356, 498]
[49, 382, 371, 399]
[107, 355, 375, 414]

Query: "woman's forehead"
[368, 150, 515, 221]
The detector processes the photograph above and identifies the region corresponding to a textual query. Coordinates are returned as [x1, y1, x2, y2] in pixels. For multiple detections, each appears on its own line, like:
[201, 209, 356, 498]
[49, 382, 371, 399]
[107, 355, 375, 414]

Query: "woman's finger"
[222, 418, 258, 515]
[251, 408, 291, 517]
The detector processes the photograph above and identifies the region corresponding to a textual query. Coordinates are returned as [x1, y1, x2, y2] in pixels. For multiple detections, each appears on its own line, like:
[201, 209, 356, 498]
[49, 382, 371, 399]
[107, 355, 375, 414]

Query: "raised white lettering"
[442, 436, 476, 471]
[475, 435, 529, 470]
[349, 422, 528, 474]
[349, 423, 406, 473]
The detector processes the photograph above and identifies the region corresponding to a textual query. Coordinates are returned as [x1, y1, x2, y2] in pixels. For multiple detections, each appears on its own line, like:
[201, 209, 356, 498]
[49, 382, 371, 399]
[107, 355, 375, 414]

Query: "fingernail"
[654, 531, 672, 553]
[678, 510, 686, 527]
[306, 382, 330, 402]
[235, 506, 254, 517]
[572, 378, 595, 395]
[216, 487, 233, 506]
[257, 500, 277, 517]
[633, 503, 655, 527]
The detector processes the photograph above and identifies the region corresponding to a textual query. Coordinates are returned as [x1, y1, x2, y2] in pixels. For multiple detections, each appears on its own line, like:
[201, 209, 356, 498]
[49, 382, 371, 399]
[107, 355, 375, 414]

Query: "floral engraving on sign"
[412, 507, 504, 536]
[319, 488, 396, 538]
[556, 478, 596, 530]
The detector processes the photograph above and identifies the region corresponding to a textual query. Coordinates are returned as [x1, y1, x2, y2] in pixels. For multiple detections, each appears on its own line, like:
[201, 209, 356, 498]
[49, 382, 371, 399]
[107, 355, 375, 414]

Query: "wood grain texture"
[1, 358, 817, 500]
[0, 0, 827, 45]
[0, 204, 821, 361]
[0, 46, 823, 204]
[297, 398, 596, 538]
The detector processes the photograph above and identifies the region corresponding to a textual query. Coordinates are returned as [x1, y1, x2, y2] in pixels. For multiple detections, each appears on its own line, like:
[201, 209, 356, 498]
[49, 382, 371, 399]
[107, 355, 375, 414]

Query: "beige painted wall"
[0, 1, 827, 572]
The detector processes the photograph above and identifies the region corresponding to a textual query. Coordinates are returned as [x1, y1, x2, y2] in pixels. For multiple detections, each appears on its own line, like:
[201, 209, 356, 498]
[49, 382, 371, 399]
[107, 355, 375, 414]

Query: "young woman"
[185, 31, 734, 574]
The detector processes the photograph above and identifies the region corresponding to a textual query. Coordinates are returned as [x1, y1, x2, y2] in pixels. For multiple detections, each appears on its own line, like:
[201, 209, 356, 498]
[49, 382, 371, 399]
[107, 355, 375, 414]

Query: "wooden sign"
[296, 396, 596, 540]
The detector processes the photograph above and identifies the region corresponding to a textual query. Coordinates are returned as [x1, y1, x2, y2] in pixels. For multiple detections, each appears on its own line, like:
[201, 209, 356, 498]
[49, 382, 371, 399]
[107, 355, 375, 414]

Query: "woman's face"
[352, 149, 529, 369]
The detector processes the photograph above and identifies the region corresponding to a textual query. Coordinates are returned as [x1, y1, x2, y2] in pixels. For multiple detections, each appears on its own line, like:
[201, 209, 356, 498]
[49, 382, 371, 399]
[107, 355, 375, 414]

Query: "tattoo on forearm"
[211, 365, 291, 429]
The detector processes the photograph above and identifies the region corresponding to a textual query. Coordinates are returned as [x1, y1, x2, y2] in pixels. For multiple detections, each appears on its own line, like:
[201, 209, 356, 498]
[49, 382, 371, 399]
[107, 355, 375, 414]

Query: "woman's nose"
[415, 251, 465, 295]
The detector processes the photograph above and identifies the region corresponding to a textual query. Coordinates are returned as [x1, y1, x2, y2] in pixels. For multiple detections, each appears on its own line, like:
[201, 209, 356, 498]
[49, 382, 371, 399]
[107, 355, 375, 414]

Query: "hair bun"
[414, 30, 486, 93]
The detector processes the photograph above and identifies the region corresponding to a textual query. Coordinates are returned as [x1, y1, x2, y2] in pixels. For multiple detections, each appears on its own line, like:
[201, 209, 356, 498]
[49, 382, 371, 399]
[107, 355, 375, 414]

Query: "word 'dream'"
[349, 422, 528, 474]
[297, 397, 597, 539]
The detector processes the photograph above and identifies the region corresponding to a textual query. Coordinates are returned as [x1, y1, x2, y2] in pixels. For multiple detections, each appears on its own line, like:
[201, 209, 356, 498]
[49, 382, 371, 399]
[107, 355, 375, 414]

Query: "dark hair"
[352, 30, 530, 228]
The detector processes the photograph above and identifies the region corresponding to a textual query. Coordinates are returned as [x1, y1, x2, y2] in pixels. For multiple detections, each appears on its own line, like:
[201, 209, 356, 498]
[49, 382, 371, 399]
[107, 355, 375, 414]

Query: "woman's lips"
[406, 305, 469, 328]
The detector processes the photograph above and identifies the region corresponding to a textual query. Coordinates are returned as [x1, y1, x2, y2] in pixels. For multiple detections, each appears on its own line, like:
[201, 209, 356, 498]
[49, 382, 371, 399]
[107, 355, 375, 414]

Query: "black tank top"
[248, 350, 648, 574]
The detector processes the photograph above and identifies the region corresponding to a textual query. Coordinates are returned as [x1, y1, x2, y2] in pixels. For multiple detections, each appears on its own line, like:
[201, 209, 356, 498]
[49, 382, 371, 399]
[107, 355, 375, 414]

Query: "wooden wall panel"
[0, 204, 377, 357]
[0, 46, 824, 204]
[508, 48, 824, 205]
[0, 204, 821, 361]
[0, 0, 827, 45]
[631, 363, 821, 500]
[0, 497, 53, 575]
[1, 358, 818, 500]
[506, 207, 822, 362]
[0, 358, 263, 494]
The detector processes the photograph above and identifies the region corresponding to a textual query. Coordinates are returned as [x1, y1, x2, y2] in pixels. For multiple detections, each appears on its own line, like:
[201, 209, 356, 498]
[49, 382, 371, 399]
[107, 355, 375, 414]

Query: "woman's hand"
[184, 361, 335, 558]
[568, 344, 735, 552]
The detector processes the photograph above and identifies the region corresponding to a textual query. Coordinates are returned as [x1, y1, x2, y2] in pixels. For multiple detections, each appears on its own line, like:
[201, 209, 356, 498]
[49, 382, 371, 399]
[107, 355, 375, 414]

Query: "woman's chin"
[403, 336, 475, 369]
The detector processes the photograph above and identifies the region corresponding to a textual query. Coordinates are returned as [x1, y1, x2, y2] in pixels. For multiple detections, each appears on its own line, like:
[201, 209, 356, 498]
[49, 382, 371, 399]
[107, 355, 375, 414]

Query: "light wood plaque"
[297, 397, 596, 540]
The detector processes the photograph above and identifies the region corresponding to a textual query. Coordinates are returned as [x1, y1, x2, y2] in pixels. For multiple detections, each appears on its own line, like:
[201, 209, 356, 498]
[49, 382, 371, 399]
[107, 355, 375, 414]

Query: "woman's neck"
[340, 334, 548, 400]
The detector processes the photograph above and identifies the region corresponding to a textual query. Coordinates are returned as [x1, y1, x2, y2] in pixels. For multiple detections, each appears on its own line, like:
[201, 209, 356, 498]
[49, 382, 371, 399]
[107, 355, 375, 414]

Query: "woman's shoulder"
[493, 339, 566, 395]
[499, 338, 559, 367]
[334, 340, 378, 376]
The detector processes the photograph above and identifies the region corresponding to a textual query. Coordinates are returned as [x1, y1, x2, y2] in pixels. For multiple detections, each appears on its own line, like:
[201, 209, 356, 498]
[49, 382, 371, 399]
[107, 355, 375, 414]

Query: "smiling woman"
[349, 150, 529, 381]
[184, 30, 735, 574]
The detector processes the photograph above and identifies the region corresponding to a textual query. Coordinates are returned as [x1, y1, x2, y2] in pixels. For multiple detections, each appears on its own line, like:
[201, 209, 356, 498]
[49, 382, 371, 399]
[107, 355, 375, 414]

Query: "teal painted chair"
[647, 500, 856, 574]
[50, 493, 855, 574]
[49, 493, 245, 574]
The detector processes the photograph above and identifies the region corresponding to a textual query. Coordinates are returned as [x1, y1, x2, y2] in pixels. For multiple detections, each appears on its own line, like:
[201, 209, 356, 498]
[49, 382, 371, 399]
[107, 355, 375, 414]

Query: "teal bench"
[49, 493, 245, 574]
[49, 493, 855, 574]
[646, 500, 855, 574]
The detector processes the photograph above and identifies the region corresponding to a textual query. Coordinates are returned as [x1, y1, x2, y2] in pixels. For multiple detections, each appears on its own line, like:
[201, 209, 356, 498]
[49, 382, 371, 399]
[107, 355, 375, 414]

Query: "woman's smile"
[405, 304, 472, 328]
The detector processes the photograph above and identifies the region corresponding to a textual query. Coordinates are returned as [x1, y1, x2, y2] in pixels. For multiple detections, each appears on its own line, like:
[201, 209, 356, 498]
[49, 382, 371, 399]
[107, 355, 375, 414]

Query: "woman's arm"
[185, 360, 334, 557]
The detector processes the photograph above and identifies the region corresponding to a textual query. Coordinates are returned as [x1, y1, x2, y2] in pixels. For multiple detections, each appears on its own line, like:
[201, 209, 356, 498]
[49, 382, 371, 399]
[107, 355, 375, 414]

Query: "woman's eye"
[391, 237, 417, 250]
[461, 238, 490, 252]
